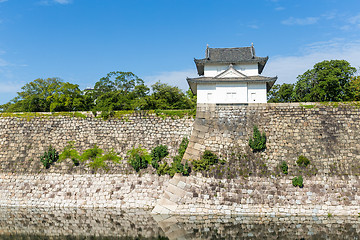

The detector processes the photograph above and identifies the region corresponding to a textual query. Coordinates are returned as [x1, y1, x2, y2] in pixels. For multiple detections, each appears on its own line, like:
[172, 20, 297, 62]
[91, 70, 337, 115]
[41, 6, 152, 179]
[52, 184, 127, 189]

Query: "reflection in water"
[0, 207, 359, 239]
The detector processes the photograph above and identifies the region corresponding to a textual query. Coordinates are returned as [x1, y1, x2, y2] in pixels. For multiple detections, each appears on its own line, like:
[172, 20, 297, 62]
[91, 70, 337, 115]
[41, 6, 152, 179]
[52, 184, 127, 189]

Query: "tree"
[92, 71, 149, 111]
[348, 76, 360, 101]
[142, 81, 196, 110]
[1, 78, 88, 112]
[267, 83, 294, 103]
[293, 60, 356, 102]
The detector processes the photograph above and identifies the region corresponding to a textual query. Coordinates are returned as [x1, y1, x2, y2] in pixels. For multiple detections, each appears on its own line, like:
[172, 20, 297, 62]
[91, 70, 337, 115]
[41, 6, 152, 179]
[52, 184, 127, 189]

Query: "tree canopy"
[268, 60, 358, 103]
[0, 72, 196, 113]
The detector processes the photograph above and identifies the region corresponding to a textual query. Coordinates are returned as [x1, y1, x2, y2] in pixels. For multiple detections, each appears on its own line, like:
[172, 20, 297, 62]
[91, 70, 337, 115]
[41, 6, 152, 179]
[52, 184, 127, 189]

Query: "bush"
[58, 143, 121, 172]
[168, 156, 190, 177]
[155, 138, 190, 177]
[40, 145, 59, 169]
[297, 155, 310, 167]
[157, 162, 171, 176]
[192, 150, 219, 172]
[127, 146, 151, 172]
[248, 125, 266, 152]
[59, 141, 81, 166]
[151, 145, 169, 169]
[280, 161, 288, 174]
[178, 137, 189, 158]
[292, 175, 304, 188]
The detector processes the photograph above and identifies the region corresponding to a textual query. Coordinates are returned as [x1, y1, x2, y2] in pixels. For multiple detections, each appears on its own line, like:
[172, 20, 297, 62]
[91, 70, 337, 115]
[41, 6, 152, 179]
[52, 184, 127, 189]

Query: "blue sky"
[1, 0, 360, 104]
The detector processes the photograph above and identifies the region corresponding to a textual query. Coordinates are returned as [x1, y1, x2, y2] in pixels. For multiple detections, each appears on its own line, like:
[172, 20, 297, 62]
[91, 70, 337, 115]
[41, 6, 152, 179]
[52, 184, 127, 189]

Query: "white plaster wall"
[204, 64, 228, 77]
[204, 63, 258, 77]
[197, 84, 216, 103]
[233, 64, 258, 76]
[247, 83, 267, 103]
[197, 83, 247, 104]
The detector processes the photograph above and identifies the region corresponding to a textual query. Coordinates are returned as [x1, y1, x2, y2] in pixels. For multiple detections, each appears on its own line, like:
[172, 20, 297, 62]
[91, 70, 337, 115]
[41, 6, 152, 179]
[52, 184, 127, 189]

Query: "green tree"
[93, 71, 149, 111]
[348, 76, 360, 101]
[293, 60, 356, 102]
[142, 81, 195, 110]
[1, 78, 88, 112]
[268, 83, 294, 103]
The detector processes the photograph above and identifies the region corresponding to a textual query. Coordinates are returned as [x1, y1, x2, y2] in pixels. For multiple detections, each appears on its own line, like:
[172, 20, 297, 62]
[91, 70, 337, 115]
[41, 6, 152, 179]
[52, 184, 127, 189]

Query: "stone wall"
[0, 173, 168, 209]
[152, 174, 360, 216]
[0, 112, 193, 173]
[184, 103, 360, 175]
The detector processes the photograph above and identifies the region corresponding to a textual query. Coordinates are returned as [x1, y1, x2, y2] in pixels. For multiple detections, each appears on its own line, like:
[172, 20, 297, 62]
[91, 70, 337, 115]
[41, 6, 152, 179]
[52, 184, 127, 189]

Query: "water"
[0, 207, 359, 239]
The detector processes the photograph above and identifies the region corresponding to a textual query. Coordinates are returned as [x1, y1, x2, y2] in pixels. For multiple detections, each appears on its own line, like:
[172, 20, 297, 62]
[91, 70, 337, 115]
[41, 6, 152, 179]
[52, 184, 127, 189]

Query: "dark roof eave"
[187, 76, 277, 83]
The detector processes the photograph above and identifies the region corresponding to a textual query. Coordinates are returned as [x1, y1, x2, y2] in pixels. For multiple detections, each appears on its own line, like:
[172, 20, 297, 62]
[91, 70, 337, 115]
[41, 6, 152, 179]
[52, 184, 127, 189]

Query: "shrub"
[297, 155, 310, 167]
[151, 145, 169, 169]
[178, 137, 189, 158]
[292, 175, 304, 188]
[59, 141, 80, 166]
[127, 146, 151, 172]
[248, 125, 266, 152]
[192, 150, 219, 172]
[80, 144, 103, 162]
[168, 156, 190, 177]
[40, 145, 59, 169]
[280, 161, 288, 174]
[157, 162, 171, 176]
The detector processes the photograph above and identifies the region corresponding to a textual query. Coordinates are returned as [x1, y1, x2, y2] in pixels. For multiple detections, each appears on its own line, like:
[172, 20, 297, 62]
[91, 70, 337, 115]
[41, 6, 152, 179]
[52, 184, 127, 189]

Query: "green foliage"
[80, 144, 104, 162]
[192, 150, 219, 172]
[0, 78, 92, 112]
[127, 146, 151, 172]
[141, 81, 196, 110]
[292, 175, 304, 188]
[293, 60, 356, 102]
[248, 125, 266, 152]
[40, 145, 59, 169]
[151, 145, 169, 169]
[178, 137, 189, 158]
[59, 141, 80, 166]
[280, 161, 288, 174]
[155, 138, 191, 177]
[157, 162, 171, 176]
[101, 149, 121, 163]
[297, 155, 310, 167]
[0, 71, 196, 113]
[100, 109, 115, 120]
[267, 83, 295, 103]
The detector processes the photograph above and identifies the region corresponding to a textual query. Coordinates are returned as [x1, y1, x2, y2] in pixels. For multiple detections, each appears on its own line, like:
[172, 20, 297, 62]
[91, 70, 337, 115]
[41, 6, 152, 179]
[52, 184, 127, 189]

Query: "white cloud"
[143, 69, 197, 91]
[281, 17, 319, 26]
[262, 39, 360, 84]
[53, 0, 72, 4]
[275, 7, 285, 11]
[38, 0, 72, 5]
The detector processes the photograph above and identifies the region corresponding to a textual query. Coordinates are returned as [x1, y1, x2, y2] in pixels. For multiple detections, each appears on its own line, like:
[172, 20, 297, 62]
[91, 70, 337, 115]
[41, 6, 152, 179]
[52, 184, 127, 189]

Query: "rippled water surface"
[0, 207, 360, 239]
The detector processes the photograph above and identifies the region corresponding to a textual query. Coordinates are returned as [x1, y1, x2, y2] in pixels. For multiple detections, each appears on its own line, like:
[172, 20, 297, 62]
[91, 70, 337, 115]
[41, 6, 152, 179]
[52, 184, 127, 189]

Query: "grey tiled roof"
[194, 46, 268, 75]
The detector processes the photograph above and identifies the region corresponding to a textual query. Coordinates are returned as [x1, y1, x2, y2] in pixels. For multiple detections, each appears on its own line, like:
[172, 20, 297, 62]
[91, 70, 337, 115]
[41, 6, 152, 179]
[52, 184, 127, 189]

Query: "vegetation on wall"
[292, 176, 304, 188]
[58, 142, 121, 172]
[151, 145, 169, 169]
[297, 155, 310, 167]
[156, 137, 191, 177]
[127, 146, 151, 172]
[248, 125, 266, 152]
[40, 145, 59, 169]
[192, 150, 220, 172]
[280, 161, 288, 175]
